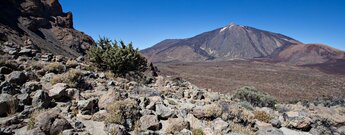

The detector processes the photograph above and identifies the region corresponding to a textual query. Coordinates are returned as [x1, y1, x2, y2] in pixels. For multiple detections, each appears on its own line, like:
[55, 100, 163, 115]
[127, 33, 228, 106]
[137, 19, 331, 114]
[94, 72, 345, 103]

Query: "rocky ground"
[0, 42, 345, 135]
[157, 60, 345, 102]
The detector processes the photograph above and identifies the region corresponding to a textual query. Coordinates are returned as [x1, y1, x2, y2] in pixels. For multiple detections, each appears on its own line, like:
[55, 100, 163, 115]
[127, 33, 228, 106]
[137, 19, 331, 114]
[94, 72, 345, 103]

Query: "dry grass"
[66, 60, 78, 68]
[27, 109, 46, 130]
[51, 69, 83, 87]
[105, 99, 139, 125]
[231, 123, 255, 135]
[254, 111, 272, 123]
[157, 60, 345, 102]
[44, 62, 65, 74]
[204, 103, 222, 118]
[192, 128, 205, 135]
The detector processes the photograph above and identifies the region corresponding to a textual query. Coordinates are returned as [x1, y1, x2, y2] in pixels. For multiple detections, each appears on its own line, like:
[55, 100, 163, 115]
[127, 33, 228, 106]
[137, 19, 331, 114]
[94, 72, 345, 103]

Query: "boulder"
[0, 67, 12, 74]
[104, 124, 127, 135]
[50, 118, 73, 135]
[22, 81, 42, 94]
[76, 56, 84, 62]
[17, 93, 31, 105]
[34, 109, 72, 135]
[257, 127, 283, 135]
[32, 90, 52, 109]
[0, 81, 17, 95]
[0, 94, 18, 117]
[186, 114, 204, 129]
[270, 119, 282, 128]
[0, 127, 13, 135]
[49, 83, 69, 101]
[92, 110, 107, 121]
[155, 103, 173, 119]
[75, 121, 85, 129]
[146, 96, 162, 110]
[192, 103, 222, 119]
[139, 115, 161, 131]
[77, 98, 98, 115]
[6, 71, 27, 85]
[213, 118, 229, 133]
[98, 89, 123, 109]
[283, 111, 312, 130]
[163, 117, 190, 134]
[279, 127, 312, 135]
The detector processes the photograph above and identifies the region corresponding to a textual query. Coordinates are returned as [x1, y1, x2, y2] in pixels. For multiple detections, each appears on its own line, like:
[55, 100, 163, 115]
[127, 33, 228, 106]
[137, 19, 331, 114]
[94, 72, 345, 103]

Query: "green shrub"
[88, 37, 147, 76]
[234, 86, 277, 108]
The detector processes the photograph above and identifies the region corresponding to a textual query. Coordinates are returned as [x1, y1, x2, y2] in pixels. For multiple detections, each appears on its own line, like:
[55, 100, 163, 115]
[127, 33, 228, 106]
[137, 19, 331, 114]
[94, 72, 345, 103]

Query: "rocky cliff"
[0, 0, 95, 57]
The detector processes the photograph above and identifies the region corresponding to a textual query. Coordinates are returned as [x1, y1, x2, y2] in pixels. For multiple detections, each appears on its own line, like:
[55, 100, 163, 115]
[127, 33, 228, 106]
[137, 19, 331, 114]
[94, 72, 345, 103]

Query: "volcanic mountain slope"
[0, 0, 95, 57]
[141, 23, 302, 63]
[275, 43, 345, 65]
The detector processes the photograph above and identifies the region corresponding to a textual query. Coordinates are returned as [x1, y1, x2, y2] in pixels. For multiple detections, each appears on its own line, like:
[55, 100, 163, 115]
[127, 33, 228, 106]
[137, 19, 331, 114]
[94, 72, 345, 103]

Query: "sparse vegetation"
[44, 62, 66, 74]
[66, 60, 78, 68]
[27, 109, 46, 130]
[204, 103, 223, 118]
[192, 128, 205, 135]
[230, 123, 255, 135]
[234, 86, 277, 108]
[88, 37, 147, 76]
[105, 99, 140, 126]
[240, 101, 254, 111]
[51, 69, 83, 87]
[254, 111, 272, 123]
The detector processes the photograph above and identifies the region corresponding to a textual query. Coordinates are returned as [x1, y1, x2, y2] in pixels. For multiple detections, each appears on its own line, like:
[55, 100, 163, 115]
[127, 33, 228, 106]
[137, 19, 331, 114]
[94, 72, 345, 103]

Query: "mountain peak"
[220, 22, 242, 32]
[142, 24, 303, 63]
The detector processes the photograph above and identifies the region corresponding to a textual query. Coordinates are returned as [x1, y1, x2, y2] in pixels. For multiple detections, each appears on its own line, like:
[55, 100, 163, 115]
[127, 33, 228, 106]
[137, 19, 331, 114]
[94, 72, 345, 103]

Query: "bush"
[230, 123, 255, 135]
[254, 111, 272, 123]
[51, 69, 83, 87]
[66, 60, 78, 68]
[105, 99, 140, 128]
[192, 128, 205, 135]
[88, 37, 147, 76]
[44, 62, 65, 74]
[204, 103, 223, 118]
[233, 86, 277, 108]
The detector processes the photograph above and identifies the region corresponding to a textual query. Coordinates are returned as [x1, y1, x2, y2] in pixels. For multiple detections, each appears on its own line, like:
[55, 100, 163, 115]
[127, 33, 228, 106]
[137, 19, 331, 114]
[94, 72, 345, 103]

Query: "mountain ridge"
[142, 23, 302, 63]
[142, 23, 344, 65]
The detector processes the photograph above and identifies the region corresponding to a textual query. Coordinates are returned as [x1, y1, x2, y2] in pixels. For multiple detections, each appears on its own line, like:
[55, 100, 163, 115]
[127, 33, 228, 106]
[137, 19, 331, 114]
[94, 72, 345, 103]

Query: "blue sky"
[60, 0, 345, 50]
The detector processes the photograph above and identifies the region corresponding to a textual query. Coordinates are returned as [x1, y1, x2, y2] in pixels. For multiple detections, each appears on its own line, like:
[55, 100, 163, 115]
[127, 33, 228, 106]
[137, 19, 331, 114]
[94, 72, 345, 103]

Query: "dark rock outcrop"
[0, 0, 95, 57]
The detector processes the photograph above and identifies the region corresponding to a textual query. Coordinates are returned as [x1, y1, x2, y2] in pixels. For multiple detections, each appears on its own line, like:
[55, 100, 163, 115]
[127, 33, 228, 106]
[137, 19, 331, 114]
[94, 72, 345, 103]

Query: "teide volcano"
[141, 23, 302, 63]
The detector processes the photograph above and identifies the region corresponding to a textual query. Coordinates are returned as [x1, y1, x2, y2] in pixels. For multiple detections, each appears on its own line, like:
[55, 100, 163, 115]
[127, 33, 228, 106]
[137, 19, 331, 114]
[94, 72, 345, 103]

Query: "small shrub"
[233, 86, 277, 108]
[31, 62, 45, 70]
[204, 103, 223, 118]
[105, 99, 140, 127]
[27, 109, 46, 130]
[44, 62, 65, 74]
[88, 37, 147, 76]
[192, 128, 205, 135]
[84, 64, 98, 72]
[66, 60, 78, 68]
[240, 101, 254, 111]
[51, 69, 83, 87]
[231, 123, 255, 135]
[254, 111, 272, 123]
